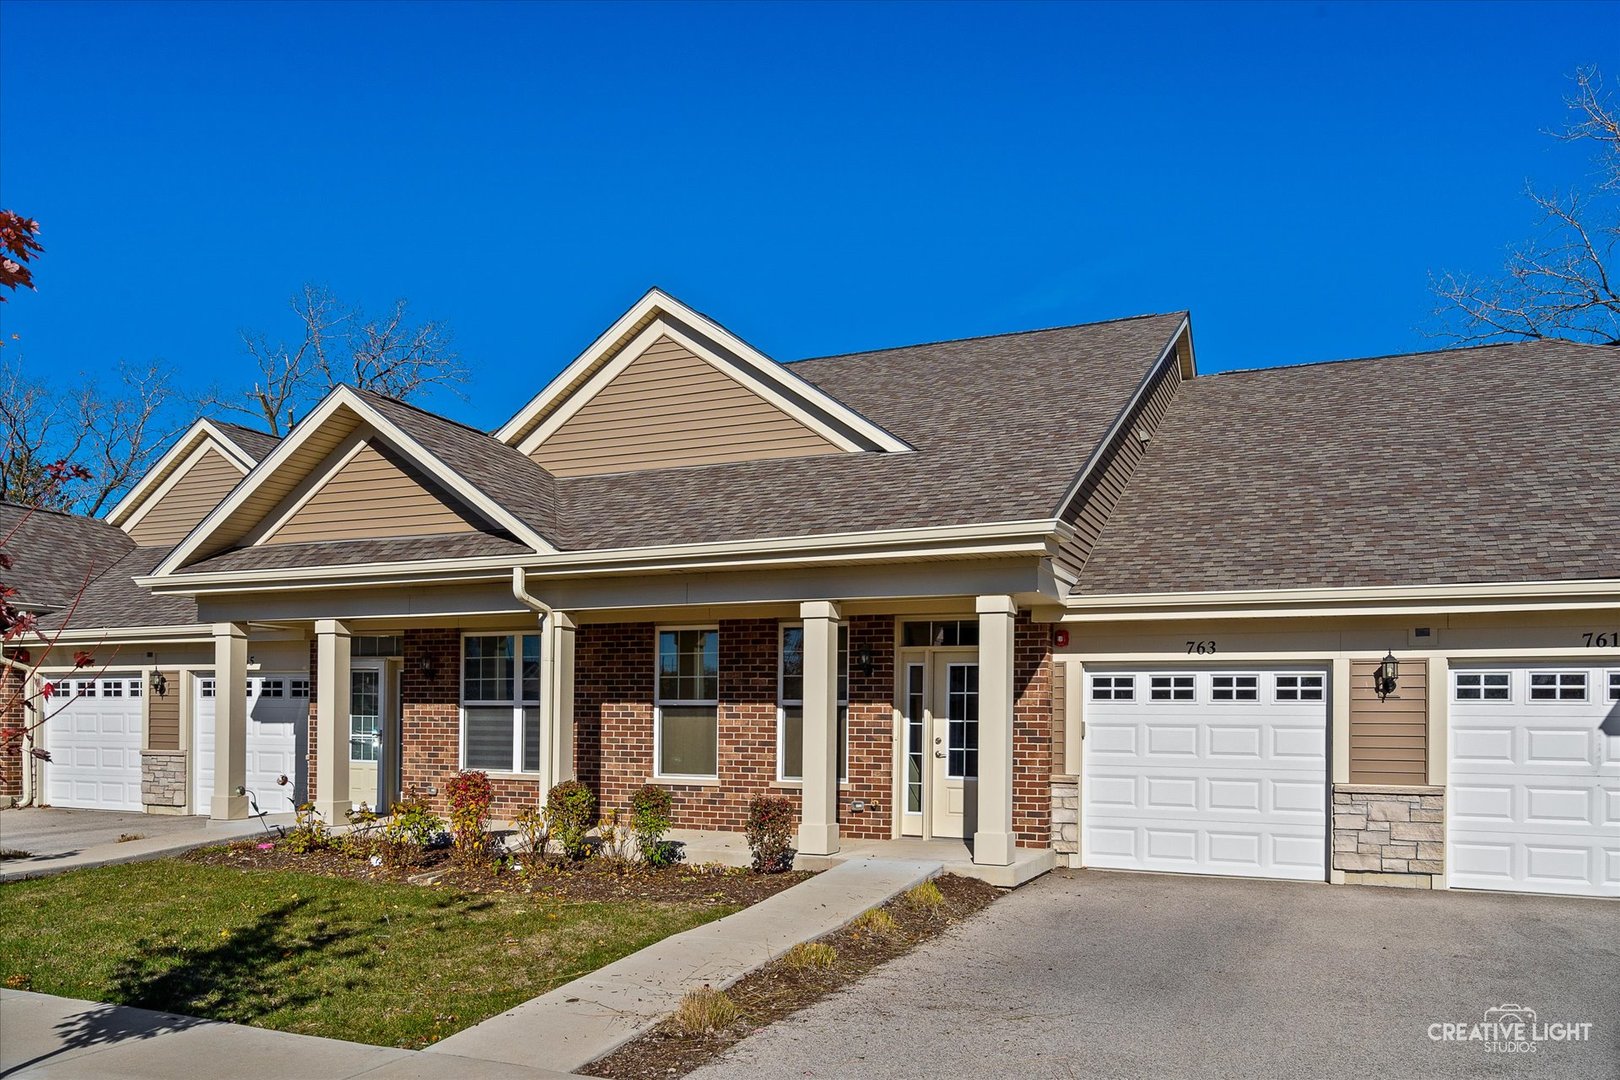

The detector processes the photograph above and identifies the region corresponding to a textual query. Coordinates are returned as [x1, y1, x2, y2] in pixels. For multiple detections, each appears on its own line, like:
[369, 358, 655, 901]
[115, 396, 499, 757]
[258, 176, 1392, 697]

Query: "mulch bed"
[587, 873, 1000, 1079]
[184, 840, 813, 906]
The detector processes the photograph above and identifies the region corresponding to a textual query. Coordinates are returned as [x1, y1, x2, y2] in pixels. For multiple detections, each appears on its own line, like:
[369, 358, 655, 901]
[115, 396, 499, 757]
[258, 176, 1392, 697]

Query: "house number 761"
[1582, 631, 1618, 647]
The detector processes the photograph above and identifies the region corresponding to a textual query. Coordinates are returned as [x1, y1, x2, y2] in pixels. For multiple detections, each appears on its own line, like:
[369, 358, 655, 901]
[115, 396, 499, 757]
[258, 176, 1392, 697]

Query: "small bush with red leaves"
[745, 795, 797, 873]
[445, 770, 494, 858]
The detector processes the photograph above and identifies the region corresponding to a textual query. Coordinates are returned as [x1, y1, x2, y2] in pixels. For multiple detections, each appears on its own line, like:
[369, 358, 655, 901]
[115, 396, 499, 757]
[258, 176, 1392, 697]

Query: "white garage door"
[1084, 669, 1329, 881]
[193, 673, 308, 815]
[44, 675, 144, 811]
[1448, 664, 1619, 898]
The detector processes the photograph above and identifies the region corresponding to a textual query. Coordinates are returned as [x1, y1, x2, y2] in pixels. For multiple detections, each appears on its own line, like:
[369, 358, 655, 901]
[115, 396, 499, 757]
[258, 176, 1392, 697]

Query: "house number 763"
[1186, 640, 1217, 655]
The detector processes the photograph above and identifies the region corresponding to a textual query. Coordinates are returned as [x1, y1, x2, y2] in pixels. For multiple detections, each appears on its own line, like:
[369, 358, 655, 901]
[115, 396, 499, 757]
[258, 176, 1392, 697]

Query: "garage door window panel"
[1092, 675, 1135, 701]
[1275, 674, 1323, 702]
[1150, 675, 1196, 702]
[1211, 675, 1259, 702]
[1529, 672, 1587, 702]
[1456, 672, 1511, 701]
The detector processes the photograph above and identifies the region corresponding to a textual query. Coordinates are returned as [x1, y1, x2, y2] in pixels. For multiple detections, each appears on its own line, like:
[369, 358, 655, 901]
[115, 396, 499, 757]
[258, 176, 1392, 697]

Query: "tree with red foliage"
[0, 212, 42, 300]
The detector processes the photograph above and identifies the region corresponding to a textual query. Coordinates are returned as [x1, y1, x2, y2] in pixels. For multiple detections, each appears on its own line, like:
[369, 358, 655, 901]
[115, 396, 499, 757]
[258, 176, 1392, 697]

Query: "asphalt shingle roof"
[211, 421, 280, 462]
[0, 502, 135, 610]
[1074, 339, 1620, 595]
[38, 546, 198, 630]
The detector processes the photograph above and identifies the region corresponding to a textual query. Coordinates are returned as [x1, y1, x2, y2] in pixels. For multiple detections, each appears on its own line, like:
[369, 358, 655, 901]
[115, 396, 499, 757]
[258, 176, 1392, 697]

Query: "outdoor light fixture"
[857, 646, 875, 677]
[150, 672, 168, 697]
[1374, 651, 1400, 702]
[417, 654, 437, 682]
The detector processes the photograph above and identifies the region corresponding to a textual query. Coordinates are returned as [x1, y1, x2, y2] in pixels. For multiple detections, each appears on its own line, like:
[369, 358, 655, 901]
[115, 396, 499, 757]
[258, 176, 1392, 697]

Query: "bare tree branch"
[1431, 66, 1620, 346]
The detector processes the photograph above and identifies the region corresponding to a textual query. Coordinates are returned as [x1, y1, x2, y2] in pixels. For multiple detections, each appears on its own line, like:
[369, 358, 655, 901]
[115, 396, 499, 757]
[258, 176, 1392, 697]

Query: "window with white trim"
[1211, 675, 1259, 701]
[1149, 675, 1195, 701]
[1275, 674, 1324, 702]
[1455, 671, 1509, 701]
[105, 680, 124, 698]
[1091, 675, 1135, 701]
[261, 678, 285, 698]
[200, 678, 216, 698]
[656, 627, 718, 778]
[291, 678, 310, 698]
[1609, 672, 1620, 702]
[460, 633, 541, 773]
[75, 680, 96, 697]
[1529, 671, 1586, 701]
[778, 623, 848, 782]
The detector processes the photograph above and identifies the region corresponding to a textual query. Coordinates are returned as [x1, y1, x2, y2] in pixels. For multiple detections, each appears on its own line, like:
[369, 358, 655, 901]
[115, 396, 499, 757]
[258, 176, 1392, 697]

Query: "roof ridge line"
[787, 311, 1187, 365]
[1203, 337, 1588, 380]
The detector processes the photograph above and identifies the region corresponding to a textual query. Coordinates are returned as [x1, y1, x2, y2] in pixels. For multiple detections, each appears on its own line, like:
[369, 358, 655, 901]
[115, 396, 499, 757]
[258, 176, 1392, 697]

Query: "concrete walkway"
[0, 808, 286, 883]
[0, 990, 572, 1079]
[427, 856, 943, 1073]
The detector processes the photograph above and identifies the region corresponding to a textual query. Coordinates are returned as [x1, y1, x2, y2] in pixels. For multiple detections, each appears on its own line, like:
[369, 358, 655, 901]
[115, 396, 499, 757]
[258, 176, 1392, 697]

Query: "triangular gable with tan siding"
[126, 447, 248, 547]
[262, 440, 482, 545]
[527, 335, 844, 477]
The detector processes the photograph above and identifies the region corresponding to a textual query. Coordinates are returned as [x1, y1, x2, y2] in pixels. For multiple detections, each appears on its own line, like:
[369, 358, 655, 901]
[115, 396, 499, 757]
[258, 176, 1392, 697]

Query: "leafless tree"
[199, 285, 466, 435]
[1430, 67, 1620, 345]
[0, 358, 176, 515]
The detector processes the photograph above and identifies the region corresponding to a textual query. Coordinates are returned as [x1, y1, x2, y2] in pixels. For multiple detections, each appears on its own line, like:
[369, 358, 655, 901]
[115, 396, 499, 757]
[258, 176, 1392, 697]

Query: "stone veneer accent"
[141, 750, 188, 808]
[1332, 783, 1445, 888]
[1050, 775, 1079, 854]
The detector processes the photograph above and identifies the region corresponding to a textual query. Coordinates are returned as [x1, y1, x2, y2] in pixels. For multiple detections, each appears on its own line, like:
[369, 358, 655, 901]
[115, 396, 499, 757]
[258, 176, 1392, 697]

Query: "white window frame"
[1148, 673, 1197, 702]
[1091, 674, 1135, 701]
[1528, 670, 1587, 703]
[458, 631, 542, 774]
[1210, 673, 1260, 703]
[776, 622, 849, 783]
[654, 624, 720, 781]
[1608, 671, 1620, 703]
[1453, 670, 1512, 703]
[1274, 673, 1325, 703]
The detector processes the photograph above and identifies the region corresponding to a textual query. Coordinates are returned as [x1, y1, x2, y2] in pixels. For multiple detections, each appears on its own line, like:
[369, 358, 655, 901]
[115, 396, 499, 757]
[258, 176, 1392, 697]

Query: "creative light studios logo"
[1429, 1004, 1594, 1055]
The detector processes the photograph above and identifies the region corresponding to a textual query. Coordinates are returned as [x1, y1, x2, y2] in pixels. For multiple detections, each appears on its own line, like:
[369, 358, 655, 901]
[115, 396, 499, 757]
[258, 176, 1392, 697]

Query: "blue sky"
[1, 0, 1613, 431]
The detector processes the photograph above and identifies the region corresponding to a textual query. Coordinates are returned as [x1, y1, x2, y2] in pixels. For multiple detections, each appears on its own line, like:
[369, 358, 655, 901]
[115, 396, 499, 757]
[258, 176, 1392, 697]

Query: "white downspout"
[511, 568, 555, 806]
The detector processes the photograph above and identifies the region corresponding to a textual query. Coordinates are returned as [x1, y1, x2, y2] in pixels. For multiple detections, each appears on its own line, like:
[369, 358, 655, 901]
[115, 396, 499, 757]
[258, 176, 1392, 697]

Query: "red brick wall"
[575, 615, 894, 838]
[1012, 613, 1054, 848]
[1, 661, 24, 799]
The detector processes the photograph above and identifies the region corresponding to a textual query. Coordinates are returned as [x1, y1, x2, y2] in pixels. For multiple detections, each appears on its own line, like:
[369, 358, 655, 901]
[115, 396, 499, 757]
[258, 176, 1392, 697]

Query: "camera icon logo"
[1484, 1004, 1537, 1028]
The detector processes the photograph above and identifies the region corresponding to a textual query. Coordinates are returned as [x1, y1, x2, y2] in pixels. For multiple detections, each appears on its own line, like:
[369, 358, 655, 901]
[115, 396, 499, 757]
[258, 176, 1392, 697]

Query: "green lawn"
[0, 860, 738, 1048]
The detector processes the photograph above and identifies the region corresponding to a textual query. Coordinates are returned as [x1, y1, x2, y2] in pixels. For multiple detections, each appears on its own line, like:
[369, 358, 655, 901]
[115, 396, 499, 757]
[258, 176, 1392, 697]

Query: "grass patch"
[672, 985, 738, 1034]
[781, 942, 837, 971]
[902, 880, 944, 909]
[0, 859, 739, 1048]
[849, 908, 898, 935]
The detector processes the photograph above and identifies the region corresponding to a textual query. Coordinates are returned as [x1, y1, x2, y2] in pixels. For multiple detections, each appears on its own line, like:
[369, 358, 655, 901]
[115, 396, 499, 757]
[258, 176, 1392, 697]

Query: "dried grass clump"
[903, 881, 944, 909]
[672, 985, 738, 1034]
[850, 908, 899, 935]
[782, 941, 838, 970]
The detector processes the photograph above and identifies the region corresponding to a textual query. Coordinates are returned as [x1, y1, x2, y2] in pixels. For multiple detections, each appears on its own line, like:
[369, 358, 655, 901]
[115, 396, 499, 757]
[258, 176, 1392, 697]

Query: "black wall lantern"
[150, 672, 168, 697]
[856, 646, 875, 678]
[1373, 651, 1399, 702]
[417, 655, 437, 683]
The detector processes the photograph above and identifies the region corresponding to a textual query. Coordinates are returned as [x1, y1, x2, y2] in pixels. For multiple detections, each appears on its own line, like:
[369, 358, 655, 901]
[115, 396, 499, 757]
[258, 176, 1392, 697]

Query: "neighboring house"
[2, 289, 1616, 899]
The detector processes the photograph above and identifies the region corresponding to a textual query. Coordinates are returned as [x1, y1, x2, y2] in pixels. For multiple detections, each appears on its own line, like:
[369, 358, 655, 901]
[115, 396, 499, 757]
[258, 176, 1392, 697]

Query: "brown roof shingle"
[1074, 339, 1620, 595]
[0, 502, 136, 610]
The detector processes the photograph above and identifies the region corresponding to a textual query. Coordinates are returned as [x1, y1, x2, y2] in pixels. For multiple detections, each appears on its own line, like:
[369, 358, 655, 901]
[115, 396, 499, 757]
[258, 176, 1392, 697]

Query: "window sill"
[651, 775, 722, 787]
[477, 771, 545, 782]
[770, 781, 853, 790]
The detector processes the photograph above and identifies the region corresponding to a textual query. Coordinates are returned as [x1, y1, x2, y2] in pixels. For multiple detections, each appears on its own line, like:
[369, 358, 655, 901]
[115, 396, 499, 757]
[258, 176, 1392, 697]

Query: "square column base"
[797, 822, 840, 857]
[210, 794, 249, 821]
[972, 830, 1015, 867]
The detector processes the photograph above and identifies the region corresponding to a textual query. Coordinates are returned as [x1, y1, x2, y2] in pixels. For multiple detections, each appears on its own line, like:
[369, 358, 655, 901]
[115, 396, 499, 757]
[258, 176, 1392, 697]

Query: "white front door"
[44, 675, 144, 811]
[348, 662, 389, 812]
[1448, 664, 1620, 898]
[193, 673, 307, 815]
[928, 652, 979, 839]
[1083, 668, 1329, 881]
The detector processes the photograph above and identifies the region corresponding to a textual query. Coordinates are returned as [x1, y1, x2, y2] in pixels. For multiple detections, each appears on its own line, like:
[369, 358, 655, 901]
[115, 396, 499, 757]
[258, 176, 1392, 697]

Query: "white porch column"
[798, 600, 842, 856]
[314, 619, 352, 824]
[539, 611, 577, 797]
[210, 622, 250, 820]
[973, 595, 1017, 867]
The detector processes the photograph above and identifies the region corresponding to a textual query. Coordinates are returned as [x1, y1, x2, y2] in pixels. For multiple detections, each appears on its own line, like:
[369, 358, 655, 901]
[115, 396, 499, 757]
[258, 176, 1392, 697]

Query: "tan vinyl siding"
[1348, 659, 1428, 785]
[529, 336, 843, 477]
[1050, 663, 1067, 776]
[1055, 339, 1186, 581]
[147, 672, 180, 751]
[264, 440, 480, 545]
[126, 448, 245, 546]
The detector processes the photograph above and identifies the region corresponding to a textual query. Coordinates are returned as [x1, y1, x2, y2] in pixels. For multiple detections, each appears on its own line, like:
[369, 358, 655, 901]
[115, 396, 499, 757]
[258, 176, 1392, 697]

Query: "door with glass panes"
[349, 660, 387, 810]
[899, 643, 980, 841]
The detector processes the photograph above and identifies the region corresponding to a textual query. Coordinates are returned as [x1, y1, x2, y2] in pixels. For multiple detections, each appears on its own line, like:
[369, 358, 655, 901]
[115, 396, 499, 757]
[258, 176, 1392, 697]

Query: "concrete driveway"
[691, 870, 1619, 1080]
[0, 808, 273, 880]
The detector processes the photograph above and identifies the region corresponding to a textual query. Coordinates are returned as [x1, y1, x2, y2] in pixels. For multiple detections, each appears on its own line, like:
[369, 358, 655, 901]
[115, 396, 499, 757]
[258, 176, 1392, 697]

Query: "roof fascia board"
[106, 419, 254, 527]
[1050, 315, 1190, 518]
[500, 289, 911, 454]
[1062, 579, 1620, 620]
[137, 519, 1063, 594]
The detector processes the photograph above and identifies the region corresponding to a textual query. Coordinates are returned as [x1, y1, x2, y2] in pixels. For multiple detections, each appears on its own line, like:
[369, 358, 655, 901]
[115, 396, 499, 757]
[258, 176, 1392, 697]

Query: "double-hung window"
[461, 633, 541, 773]
[656, 628, 719, 778]
[778, 623, 849, 782]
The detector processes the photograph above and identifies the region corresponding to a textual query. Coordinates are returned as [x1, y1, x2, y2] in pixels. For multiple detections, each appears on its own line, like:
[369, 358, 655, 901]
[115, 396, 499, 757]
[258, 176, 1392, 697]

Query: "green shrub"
[445, 770, 494, 859]
[628, 784, 676, 866]
[513, 806, 550, 858]
[283, 802, 331, 854]
[745, 795, 796, 873]
[545, 780, 597, 860]
[386, 796, 445, 848]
